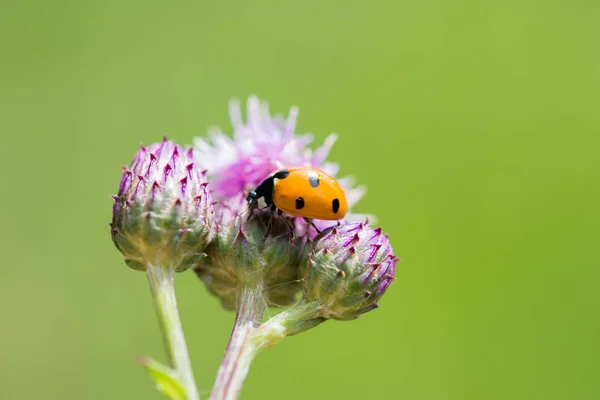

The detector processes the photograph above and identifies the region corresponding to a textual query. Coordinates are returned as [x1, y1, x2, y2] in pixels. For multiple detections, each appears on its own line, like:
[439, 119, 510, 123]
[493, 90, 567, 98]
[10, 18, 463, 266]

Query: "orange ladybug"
[246, 166, 348, 235]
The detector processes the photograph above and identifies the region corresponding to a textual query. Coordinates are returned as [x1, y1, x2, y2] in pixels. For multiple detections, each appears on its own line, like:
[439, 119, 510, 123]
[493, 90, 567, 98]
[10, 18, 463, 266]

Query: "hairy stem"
[210, 292, 327, 400]
[258, 299, 325, 337]
[147, 264, 199, 400]
[210, 285, 270, 400]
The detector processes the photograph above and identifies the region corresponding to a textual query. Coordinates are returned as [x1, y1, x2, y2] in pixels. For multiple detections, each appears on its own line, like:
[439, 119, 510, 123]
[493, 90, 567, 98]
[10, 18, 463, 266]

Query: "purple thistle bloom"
[111, 138, 215, 271]
[194, 96, 366, 236]
[300, 222, 398, 320]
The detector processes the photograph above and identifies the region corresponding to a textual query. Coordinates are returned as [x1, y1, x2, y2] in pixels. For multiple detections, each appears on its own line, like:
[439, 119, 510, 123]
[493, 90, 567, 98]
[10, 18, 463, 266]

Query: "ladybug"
[246, 166, 348, 236]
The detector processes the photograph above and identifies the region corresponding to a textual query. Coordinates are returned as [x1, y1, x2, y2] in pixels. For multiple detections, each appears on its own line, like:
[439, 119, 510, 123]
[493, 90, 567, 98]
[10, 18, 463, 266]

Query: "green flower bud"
[194, 195, 302, 310]
[300, 222, 398, 320]
[110, 138, 215, 271]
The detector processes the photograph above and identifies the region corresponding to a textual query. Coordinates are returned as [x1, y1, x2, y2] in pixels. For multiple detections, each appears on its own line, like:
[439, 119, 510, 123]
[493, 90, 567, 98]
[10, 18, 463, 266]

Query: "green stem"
[258, 299, 326, 337]
[210, 294, 326, 400]
[147, 264, 200, 400]
[210, 285, 270, 400]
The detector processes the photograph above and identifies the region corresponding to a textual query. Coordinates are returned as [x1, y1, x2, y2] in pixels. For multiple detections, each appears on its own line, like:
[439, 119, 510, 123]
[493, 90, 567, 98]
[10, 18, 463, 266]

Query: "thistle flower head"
[111, 138, 215, 271]
[194, 194, 302, 309]
[300, 222, 398, 320]
[194, 96, 366, 237]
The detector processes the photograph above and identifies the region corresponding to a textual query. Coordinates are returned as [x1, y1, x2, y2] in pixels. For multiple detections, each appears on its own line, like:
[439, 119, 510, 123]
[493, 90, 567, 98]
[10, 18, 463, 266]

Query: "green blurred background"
[1, 0, 599, 399]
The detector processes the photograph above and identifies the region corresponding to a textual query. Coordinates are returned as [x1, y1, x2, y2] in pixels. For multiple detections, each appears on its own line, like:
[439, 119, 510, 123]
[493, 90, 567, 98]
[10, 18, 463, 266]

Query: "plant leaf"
[137, 356, 186, 400]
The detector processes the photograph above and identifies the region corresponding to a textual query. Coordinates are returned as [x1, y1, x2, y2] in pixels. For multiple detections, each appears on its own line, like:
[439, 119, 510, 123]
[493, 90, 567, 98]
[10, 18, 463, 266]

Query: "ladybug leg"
[246, 207, 254, 222]
[278, 209, 296, 240]
[304, 218, 321, 234]
[264, 204, 277, 238]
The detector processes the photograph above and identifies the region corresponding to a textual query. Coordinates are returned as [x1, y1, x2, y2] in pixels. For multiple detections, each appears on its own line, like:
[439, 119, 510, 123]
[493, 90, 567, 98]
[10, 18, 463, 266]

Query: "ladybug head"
[246, 190, 259, 209]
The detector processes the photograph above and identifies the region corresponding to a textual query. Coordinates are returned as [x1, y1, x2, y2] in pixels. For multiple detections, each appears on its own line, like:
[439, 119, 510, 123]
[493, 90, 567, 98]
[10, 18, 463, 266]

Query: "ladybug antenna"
[241, 204, 251, 216]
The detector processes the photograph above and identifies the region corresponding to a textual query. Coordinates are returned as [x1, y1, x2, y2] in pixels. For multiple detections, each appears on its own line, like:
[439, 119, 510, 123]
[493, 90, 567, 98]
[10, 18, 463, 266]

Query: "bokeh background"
[1, 1, 599, 399]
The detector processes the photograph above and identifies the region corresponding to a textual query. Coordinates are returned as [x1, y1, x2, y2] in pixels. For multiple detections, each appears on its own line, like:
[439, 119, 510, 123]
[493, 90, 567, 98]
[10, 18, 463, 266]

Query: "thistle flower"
[299, 222, 398, 320]
[108, 98, 401, 400]
[194, 194, 302, 310]
[193, 96, 366, 236]
[110, 138, 215, 271]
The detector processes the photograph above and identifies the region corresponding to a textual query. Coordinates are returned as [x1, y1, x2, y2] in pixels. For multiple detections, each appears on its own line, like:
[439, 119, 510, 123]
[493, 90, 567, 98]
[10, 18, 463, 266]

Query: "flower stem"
[210, 285, 271, 400]
[210, 291, 328, 400]
[258, 299, 326, 337]
[147, 264, 200, 400]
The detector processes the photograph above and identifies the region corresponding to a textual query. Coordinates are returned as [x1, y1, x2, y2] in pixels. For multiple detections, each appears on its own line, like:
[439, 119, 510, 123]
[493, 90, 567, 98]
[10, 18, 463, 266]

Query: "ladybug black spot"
[296, 197, 305, 210]
[332, 198, 340, 214]
[274, 170, 290, 180]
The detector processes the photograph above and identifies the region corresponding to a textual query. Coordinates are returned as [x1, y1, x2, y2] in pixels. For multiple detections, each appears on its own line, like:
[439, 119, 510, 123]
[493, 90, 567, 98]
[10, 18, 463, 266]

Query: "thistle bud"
[300, 222, 398, 320]
[110, 138, 215, 271]
[194, 195, 302, 310]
